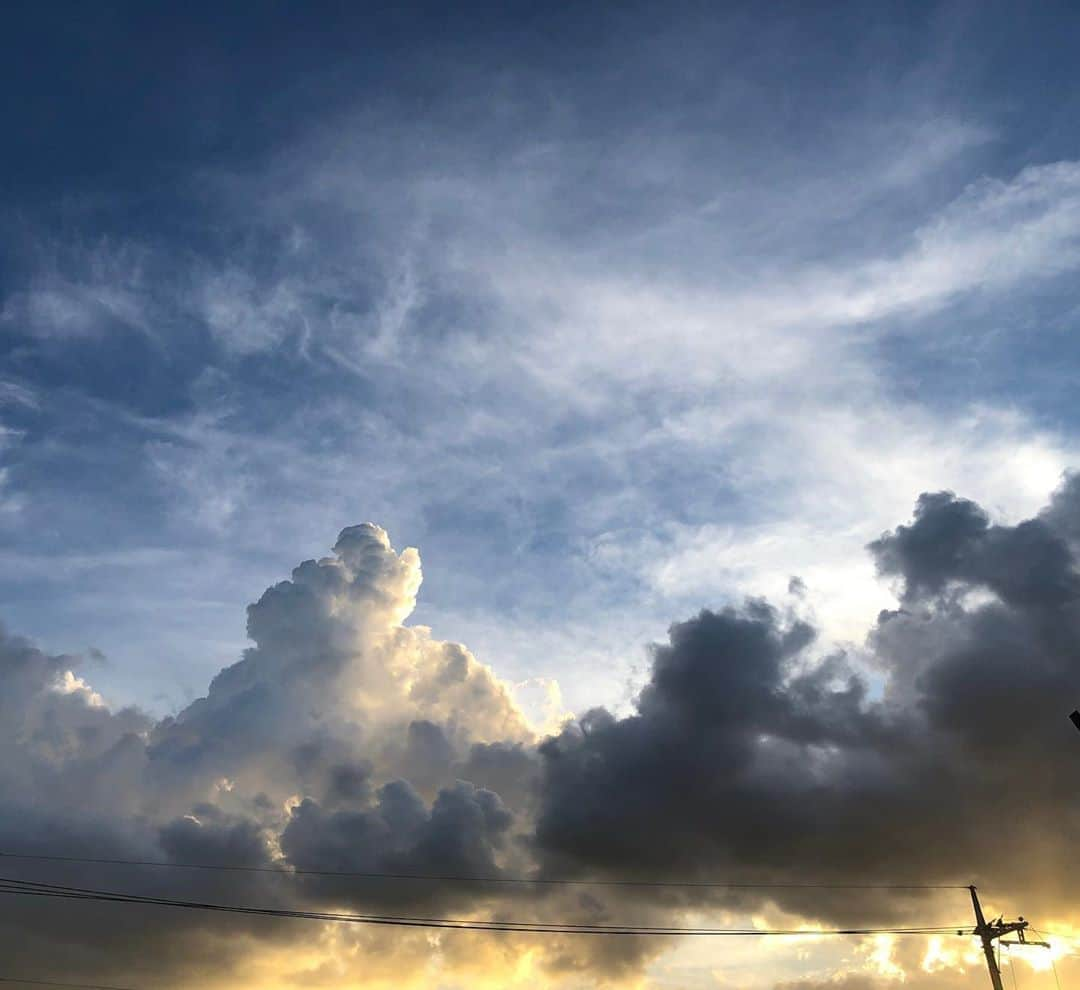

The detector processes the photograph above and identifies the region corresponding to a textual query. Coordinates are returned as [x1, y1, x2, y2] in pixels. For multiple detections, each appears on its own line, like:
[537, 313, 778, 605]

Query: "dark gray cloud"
[534, 602, 912, 922]
[280, 779, 514, 911]
[4, 485, 1080, 986]
[869, 489, 1080, 607]
[158, 806, 273, 869]
[534, 482, 1080, 927]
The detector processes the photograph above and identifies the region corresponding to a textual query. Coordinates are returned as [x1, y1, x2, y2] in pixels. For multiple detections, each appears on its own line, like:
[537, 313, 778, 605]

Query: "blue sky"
[3, 0, 1080, 721]
[8, 5, 1080, 989]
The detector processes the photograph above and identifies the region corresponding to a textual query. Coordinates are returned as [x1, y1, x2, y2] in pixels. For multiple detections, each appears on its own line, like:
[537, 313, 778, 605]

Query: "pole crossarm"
[968, 885, 1046, 990]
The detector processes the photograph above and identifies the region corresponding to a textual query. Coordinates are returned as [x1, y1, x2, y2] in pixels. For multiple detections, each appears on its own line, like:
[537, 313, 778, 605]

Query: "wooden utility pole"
[969, 885, 1048, 990]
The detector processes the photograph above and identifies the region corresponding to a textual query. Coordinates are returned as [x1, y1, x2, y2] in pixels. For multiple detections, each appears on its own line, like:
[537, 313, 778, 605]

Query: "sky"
[3, 2, 1080, 988]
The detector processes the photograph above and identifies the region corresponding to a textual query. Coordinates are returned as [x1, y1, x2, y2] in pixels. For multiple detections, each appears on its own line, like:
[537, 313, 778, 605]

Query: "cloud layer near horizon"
[3, 481, 1080, 988]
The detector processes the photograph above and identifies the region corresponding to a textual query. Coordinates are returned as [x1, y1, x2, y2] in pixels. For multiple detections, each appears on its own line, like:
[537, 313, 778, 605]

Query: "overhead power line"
[0, 852, 968, 891]
[0, 875, 970, 938]
[1029, 930, 1065, 990]
[0, 979, 138, 990]
[1027, 928, 1080, 942]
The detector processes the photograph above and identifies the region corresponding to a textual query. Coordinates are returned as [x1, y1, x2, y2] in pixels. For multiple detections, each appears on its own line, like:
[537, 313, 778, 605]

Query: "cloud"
[869, 489, 1080, 606]
[0, 522, 658, 986]
[197, 267, 307, 355]
[6, 10, 1080, 987]
[533, 480, 1080, 934]
[0, 624, 150, 817]
[4, 488, 1080, 986]
[0, 237, 153, 342]
[0, 380, 39, 409]
[634, 402, 1076, 645]
[469, 160, 1080, 397]
[281, 777, 515, 903]
[144, 522, 530, 804]
[4, 94, 1076, 744]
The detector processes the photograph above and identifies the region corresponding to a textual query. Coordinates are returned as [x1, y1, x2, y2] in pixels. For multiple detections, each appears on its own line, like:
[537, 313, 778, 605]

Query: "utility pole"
[968, 885, 1048, 990]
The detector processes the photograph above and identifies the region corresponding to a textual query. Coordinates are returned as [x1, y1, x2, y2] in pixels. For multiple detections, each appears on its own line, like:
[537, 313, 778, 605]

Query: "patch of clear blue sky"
[2, 1, 1080, 714]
